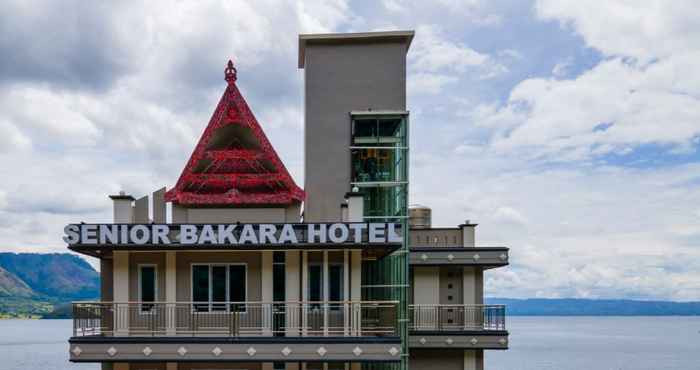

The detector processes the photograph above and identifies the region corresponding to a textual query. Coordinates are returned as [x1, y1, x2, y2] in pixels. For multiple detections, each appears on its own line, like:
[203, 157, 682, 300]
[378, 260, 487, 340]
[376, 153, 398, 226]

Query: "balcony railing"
[409, 304, 506, 331]
[72, 301, 398, 338]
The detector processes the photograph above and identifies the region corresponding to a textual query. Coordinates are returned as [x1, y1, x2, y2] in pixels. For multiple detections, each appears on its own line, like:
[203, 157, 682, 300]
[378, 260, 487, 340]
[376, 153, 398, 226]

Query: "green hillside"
[0, 252, 99, 300]
[0, 266, 35, 298]
[0, 252, 99, 318]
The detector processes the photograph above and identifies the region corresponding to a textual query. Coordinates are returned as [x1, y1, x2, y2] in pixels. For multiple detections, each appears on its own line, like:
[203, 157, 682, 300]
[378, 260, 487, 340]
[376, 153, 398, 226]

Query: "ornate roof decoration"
[165, 60, 305, 206]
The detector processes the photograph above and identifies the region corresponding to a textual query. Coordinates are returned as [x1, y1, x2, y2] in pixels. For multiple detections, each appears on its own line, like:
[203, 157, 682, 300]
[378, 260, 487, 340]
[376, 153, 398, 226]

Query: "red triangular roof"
[165, 60, 305, 206]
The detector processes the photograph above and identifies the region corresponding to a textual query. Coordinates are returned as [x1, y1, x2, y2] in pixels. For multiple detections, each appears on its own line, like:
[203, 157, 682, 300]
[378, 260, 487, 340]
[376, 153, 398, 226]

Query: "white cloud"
[0, 120, 31, 152]
[410, 25, 505, 78]
[535, 0, 700, 61]
[408, 72, 457, 95]
[475, 1, 700, 161]
[551, 57, 572, 77]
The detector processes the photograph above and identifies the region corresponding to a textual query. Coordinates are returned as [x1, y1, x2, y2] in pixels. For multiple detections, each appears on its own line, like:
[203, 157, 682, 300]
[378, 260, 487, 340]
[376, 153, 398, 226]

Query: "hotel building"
[66, 31, 509, 370]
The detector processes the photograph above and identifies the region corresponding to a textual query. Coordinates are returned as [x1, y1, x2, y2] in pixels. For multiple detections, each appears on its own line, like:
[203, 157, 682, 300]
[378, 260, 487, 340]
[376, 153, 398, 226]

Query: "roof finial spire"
[225, 59, 237, 83]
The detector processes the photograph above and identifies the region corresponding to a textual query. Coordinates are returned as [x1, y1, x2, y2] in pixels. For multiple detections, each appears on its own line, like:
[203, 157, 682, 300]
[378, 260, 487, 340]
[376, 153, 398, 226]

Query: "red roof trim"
[165, 60, 305, 206]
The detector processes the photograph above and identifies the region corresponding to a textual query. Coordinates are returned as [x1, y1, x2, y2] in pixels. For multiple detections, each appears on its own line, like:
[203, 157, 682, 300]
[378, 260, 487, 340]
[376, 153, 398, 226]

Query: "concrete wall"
[303, 41, 408, 222]
[462, 267, 484, 305]
[411, 266, 486, 305]
[410, 349, 483, 370]
[412, 266, 440, 305]
[440, 267, 463, 305]
[410, 349, 464, 370]
[101, 258, 113, 301]
[410, 228, 462, 247]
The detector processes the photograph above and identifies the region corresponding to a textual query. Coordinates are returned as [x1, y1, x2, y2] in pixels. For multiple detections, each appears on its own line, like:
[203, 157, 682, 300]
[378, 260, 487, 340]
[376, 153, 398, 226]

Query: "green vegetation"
[0, 252, 99, 319]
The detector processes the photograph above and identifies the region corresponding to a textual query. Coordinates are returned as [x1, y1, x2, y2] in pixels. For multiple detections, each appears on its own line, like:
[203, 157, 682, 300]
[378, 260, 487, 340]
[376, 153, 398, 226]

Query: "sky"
[0, 0, 699, 301]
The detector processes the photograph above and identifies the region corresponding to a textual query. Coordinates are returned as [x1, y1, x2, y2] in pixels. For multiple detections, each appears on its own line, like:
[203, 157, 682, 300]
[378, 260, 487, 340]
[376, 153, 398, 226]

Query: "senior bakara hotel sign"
[63, 223, 403, 247]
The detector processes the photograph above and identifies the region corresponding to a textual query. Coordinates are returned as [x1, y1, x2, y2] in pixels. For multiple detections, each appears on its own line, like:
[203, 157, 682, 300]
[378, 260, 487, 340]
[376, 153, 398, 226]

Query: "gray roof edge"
[298, 30, 415, 68]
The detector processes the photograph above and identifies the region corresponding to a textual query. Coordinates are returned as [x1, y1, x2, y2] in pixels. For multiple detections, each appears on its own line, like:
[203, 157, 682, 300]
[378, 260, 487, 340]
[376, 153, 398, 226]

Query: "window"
[308, 264, 322, 307]
[273, 252, 285, 302]
[191, 264, 247, 312]
[138, 265, 157, 312]
[329, 264, 344, 310]
[329, 264, 344, 301]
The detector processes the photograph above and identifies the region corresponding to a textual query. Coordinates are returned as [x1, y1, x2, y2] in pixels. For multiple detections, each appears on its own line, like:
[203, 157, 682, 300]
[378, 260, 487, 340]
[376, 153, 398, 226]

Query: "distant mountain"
[0, 252, 99, 300]
[0, 266, 35, 298]
[487, 298, 700, 316]
[0, 252, 99, 318]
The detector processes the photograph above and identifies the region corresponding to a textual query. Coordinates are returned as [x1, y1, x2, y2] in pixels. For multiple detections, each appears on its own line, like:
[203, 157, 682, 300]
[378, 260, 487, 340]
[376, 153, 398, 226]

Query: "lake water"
[0, 317, 698, 370]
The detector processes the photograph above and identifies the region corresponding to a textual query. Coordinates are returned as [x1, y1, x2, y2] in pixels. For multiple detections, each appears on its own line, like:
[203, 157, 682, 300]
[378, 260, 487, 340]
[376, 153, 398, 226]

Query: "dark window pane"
[140, 266, 156, 312]
[273, 263, 285, 302]
[353, 119, 377, 140]
[329, 265, 343, 302]
[378, 118, 401, 137]
[308, 265, 322, 302]
[212, 266, 227, 310]
[192, 265, 209, 307]
[273, 251, 285, 264]
[229, 265, 246, 302]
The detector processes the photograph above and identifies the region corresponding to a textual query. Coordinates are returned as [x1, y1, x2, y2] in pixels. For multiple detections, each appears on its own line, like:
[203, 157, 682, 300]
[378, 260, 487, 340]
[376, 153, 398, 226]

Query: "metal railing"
[72, 301, 398, 337]
[408, 304, 506, 331]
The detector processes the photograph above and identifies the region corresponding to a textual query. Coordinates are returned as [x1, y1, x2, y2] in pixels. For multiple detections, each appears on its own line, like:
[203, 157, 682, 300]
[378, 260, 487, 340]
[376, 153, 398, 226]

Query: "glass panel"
[361, 184, 408, 217]
[211, 266, 227, 311]
[352, 116, 406, 147]
[351, 148, 406, 183]
[352, 118, 377, 144]
[273, 251, 285, 264]
[140, 266, 155, 312]
[308, 265, 322, 308]
[192, 265, 209, 311]
[329, 265, 343, 310]
[229, 265, 246, 311]
[273, 263, 285, 301]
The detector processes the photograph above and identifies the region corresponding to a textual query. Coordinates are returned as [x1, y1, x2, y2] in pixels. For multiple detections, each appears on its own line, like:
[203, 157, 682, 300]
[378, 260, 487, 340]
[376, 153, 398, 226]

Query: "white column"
[346, 193, 364, 222]
[350, 250, 362, 335]
[109, 193, 134, 223]
[462, 267, 476, 304]
[133, 195, 149, 223]
[113, 251, 129, 336]
[343, 249, 350, 336]
[165, 251, 177, 335]
[262, 251, 273, 335]
[152, 187, 166, 223]
[286, 251, 300, 336]
[110, 193, 132, 337]
[464, 349, 477, 370]
[463, 267, 476, 330]
[346, 192, 364, 336]
[322, 250, 329, 336]
[302, 250, 308, 336]
[461, 222, 476, 247]
[414, 266, 440, 330]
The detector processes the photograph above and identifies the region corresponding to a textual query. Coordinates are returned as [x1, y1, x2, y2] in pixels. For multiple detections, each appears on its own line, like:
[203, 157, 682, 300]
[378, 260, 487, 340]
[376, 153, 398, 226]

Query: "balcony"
[69, 301, 402, 363]
[408, 304, 508, 350]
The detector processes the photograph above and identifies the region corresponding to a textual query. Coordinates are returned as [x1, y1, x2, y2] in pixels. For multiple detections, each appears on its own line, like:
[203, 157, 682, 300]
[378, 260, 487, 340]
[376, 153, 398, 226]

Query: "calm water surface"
[0, 317, 698, 370]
